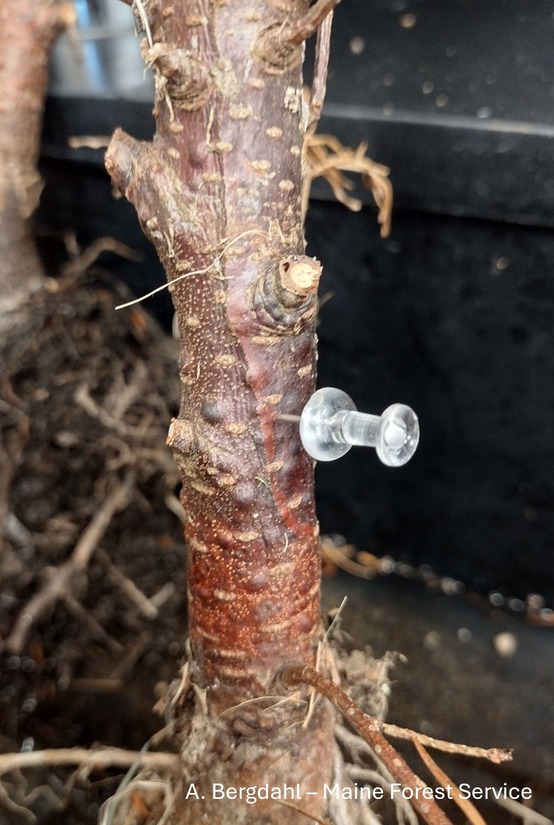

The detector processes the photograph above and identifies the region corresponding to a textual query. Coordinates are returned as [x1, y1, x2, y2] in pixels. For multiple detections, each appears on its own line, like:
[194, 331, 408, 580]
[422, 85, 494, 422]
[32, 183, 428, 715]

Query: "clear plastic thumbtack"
[299, 387, 419, 466]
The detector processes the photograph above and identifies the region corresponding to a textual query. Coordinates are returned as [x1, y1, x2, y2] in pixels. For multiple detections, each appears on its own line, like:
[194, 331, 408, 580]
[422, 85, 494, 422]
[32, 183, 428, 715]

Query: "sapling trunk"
[106, 1, 340, 822]
[0, 0, 73, 542]
[0, 0, 73, 332]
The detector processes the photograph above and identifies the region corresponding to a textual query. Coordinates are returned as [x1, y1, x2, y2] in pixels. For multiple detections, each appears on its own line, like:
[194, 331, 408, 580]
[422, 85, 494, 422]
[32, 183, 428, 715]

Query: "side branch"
[255, 0, 340, 75]
[287, 0, 341, 47]
[105, 129, 148, 197]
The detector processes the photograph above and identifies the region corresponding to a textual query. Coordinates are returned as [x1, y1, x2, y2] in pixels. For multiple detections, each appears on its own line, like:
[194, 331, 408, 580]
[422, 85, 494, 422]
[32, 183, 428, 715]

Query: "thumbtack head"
[299, 387, 419, 466]
[300, 387, 355, 462]
[374, 403, 419, 467]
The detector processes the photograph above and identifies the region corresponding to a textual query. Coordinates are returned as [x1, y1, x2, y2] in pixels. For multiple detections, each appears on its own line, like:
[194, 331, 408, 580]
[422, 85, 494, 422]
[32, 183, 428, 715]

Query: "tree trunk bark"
[0, 0, 73, 335]
[0, 1, 73, 547]
[106, 1, 338, 822]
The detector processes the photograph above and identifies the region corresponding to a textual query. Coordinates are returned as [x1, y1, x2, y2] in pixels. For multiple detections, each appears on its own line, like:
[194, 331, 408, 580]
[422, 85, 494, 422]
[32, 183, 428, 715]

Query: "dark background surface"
[39, 0, 554, 606]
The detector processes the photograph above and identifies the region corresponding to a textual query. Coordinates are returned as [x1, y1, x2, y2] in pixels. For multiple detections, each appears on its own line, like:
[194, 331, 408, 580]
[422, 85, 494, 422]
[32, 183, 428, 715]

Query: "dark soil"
[0, 268, 185, 823]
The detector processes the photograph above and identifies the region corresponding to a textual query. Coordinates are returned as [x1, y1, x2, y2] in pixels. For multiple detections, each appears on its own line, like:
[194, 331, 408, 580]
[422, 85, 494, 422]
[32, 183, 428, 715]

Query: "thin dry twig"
[62, 236, 142, 277]
[309, 9, 334, 127]
[321, 538, 377, 579]
[385, 722, 512, 765]
[150, 582, 176, 609]
[413, 741, 487, 825]
[5, 471, 135, 654]
[133, 0, 153, 47]
[97, 547, 159, 619]
[63, 591, 123, 654]
[332, 673, 511, 767]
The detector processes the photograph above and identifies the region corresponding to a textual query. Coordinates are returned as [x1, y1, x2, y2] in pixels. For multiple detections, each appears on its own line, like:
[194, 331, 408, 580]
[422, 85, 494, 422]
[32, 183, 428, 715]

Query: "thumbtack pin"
[299, 387, 419, 466]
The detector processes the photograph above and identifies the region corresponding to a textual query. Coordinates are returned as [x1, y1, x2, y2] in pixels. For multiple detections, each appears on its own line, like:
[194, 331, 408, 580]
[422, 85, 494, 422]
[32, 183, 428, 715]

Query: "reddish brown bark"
[0, 0, 74, 326]
[107, 2, 330, 704]
[106, 1, 339, 822]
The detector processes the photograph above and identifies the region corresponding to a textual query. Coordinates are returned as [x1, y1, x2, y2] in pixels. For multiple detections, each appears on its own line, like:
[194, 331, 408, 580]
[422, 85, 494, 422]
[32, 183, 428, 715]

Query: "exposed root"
[98, 774, 176, 825]
[62, 236, 142, 278]
[304, 130, 393, 237]
[282, 663, 513, 825]
[321, 534, 383, 579]
[495, 796, 554, 825]
[0, 747, 178, 778]
[386, 724, 512, 765]
[413, 741, 487, 825]
[4, 471, 135, 654]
